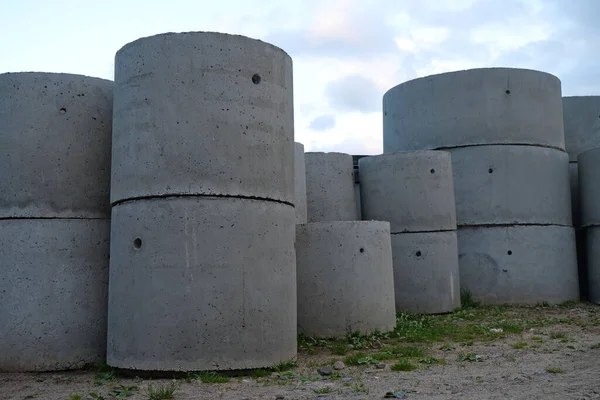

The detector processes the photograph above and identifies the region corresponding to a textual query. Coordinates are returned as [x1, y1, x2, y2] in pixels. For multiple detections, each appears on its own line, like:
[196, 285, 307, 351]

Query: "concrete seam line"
[432, 142, 567, 152]
[111, 193, 295, 208]
[457, 223, 573, 228]
[390, 229, 457, 235]
[0, 216, 110, 221]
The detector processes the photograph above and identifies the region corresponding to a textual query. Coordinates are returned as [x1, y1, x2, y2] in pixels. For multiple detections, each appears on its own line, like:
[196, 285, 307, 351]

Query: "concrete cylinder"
[383, 68, 565, 152]
[0, 219, 110, 371]
[294, 143, 308, 224]
[569, 163, 581, 228]
[449, 145, 571, 226]
[563, 96, 600, 162]
[295, 221, 396, 337]
[391, 231, 461, 314]
[107, 197, 296, 371]
[359, 151, 456, 233]
[578, 148, 600, 228]
[0, 72, 113, 218]
[111, 32, 294, 205]
[305, 152, 359, 222]
[585, 227, 600, 304]
[457, 226, 579, 305]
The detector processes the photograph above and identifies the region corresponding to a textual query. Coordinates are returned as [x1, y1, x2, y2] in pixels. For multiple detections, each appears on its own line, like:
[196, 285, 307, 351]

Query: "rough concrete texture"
[0, 219, 110, 371]
[449, 145, 571, 226]
[0, 72, 113, 219]
[107, 196, 296, 371]
[294, 142, 307, 224]
[383, 68, 565, 152]
[390, 231, 461, 314]
[295, 221, 396, 337]
[585, 227, 600, 304]
[305, 152, 359, 222]
[359, 151, 457, 233]
[355, 182, 362, 221]
[578, 147, 600, 228]
[576, 228, 589, 300]
[458, 225, 579, 305]
[569, 163, 581, 227]
[110, 32, 294, 205]
[563, 96, 600, 162]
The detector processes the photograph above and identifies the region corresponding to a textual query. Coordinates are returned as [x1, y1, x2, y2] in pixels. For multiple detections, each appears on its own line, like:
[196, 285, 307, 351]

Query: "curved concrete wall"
[569, 163, 581, 227]
[359, 151, 456, 233]
[383, 68, 564, 152]
[391, 231, 460, 314]
[563, 96, 600, 162]
[578, 148, 600, 228]
[107, 197, 296, 371]
[295, 221, 396, 338]
[294, 142, 307, 224]
[450, 145, 571, 226]
[305, 152, 359, 222]
[0, 219, 110, 371]
[111, 32, 294, 205]
[585, 227, 600, 304]
[0, 72, 113, 218]
[457, 226, 579, 305]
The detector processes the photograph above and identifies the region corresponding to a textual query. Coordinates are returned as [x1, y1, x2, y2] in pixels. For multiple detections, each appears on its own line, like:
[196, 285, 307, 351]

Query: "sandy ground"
[2, 304, 600, 400]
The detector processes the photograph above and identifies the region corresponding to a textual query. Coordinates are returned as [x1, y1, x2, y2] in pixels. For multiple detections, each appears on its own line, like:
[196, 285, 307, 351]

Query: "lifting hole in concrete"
[252, 74, 261, 85]
[416, 251, 422, 257]
[488, 168, 493, 173]
[430, 168, 435, 174]
[507, 250, 512, 255]
[133, 238, 142, 249]
[359, 247, 364, 253]
[505, 89, 511, 94]
[59, 107, 67, 114]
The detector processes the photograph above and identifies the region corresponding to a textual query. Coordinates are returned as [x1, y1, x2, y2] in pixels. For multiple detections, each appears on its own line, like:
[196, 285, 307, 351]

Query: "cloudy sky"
[1, 0, 598, 154]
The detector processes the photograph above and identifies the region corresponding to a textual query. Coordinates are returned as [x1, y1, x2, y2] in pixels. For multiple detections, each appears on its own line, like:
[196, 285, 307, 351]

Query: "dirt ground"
[2, 303, 600, 400]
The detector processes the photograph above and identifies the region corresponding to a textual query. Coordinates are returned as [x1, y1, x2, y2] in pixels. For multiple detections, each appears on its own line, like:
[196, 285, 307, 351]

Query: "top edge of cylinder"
[383, 67, 561, 97]
[297, 220, 391, 229]
[305, 151, 351, 156]
[563, 95, 600, 100]
[116, 31, 292, 59]
[0, 71, 113, 84]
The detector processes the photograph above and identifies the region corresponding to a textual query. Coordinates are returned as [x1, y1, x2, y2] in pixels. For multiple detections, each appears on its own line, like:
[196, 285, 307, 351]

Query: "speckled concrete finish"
[107, 197, 296, 371]
[449, 145, 572, 226]
[0, 219, 110, 372]
[563, 96, 600, 162]
[0, 72, 113, 218]
[305, 152, 359, 222]
[295, 221, 396, 338]
[294, 142, 308, 224]
[390, 231, 461, 314]
[359, 151, 456, 233]
[110, 32, 294, 205]
[458, 225, 579, 305]
[383, 68, 565, 152]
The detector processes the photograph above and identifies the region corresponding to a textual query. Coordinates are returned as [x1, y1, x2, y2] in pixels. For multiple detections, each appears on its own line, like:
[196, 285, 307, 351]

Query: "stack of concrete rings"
[0, 72, 113, 371]
[359, 151, 461, 314]
[296, 152, 396, 337]
[562, 96, 600, 299]
[383, 67, 579, 305]
[107, 32, 297, 371]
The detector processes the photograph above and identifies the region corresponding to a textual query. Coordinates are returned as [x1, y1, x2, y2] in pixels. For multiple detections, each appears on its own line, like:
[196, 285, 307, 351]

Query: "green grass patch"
[197, 372, 231, 384]
[313, 387, 334, 394]
[511, 342, 528, 349]
[391, 360, 418, 371]
[546, 367, 564, 374]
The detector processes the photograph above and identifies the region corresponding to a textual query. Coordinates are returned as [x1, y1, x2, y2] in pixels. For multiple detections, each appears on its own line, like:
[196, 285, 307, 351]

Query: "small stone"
[333, 361, 345, 370]
[341, 377, 353, 382]
[317, 365, 333, 376]
[376, 363, 386, 369]
[276, 395, 285, 400]
[372, 340, 383, 349]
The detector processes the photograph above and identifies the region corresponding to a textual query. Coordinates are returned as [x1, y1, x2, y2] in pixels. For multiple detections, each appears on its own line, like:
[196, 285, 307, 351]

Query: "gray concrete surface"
[295, 221, 396, 338]
[0, 72, 113, 218]
[355, 182, 362, 221]
[107, 196, 296, 371]
[570, 163, 581, 228]
[578, 147, 600, 228]
[0, 219, 110, 371]
[458, 225, 579, 305]
[110, 32, 294, 204]
[585, 227, 600, 304]
[383, 68, 565, 152]
[449, 145, 572, 226]
[576, 228, 589, 300]
[359, 151, 456, 233]
[390, 231, 461, 314]
[563, 96, 600, 162]
[305, 152, 359, 222]
[294, 142, 307, 224]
